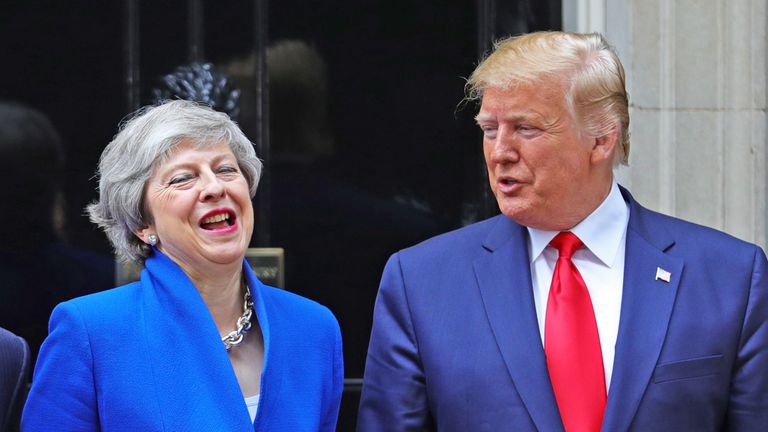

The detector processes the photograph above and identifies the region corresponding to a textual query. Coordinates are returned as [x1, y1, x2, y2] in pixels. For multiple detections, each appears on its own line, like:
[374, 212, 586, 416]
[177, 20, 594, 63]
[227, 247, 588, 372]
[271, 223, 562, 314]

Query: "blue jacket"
[23, 250, 343, 431]
[358, 187, 768, 431]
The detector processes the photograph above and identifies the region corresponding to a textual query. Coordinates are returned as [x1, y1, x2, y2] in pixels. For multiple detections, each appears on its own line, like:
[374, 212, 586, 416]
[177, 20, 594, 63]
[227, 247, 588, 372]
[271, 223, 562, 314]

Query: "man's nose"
[487, 126, 520, 163]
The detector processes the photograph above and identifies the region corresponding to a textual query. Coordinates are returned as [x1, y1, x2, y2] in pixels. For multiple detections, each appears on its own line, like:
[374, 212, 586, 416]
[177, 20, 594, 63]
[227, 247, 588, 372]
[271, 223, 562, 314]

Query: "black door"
[0, 1, 559, 429]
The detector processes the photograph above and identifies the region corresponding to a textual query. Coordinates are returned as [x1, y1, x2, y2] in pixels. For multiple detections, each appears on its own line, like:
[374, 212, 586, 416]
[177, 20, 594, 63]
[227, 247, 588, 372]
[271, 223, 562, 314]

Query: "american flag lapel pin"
[655, 267, 672, 283]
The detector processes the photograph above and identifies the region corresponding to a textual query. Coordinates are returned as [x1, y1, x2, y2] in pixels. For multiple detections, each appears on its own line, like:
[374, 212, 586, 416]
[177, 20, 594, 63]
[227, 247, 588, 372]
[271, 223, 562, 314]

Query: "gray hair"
[87, 100, 262, 263]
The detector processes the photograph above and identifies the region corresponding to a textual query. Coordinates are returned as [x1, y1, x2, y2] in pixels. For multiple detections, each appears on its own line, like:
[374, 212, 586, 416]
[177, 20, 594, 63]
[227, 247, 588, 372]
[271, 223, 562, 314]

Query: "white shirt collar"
[527, 182, 629, 267]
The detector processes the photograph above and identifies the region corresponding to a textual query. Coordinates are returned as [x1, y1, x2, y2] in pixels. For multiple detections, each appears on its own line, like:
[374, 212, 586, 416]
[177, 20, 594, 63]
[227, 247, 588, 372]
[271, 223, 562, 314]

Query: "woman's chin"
[166, 245, 247, 271]
[206, 246, 247, 266]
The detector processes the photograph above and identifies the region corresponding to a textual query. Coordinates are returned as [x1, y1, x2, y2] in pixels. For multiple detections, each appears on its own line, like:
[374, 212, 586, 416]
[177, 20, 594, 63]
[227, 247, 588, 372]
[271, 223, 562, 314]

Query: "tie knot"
[549, 232, 583, 259]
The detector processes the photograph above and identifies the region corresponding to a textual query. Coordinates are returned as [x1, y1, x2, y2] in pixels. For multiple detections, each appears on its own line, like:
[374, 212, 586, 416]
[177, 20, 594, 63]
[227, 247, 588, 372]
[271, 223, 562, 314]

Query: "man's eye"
[517, 125, 541, 136]
[481, 126, 498, 139]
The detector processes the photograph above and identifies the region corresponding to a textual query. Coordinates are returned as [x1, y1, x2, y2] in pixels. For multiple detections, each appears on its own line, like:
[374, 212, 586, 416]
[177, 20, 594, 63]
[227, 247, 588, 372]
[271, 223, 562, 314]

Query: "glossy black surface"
[0, 1, 560, 429]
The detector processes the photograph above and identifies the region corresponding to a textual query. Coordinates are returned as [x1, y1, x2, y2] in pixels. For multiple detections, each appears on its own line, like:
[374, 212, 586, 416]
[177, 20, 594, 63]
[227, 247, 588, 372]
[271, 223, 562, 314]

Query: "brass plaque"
[245, 247, 285, 289]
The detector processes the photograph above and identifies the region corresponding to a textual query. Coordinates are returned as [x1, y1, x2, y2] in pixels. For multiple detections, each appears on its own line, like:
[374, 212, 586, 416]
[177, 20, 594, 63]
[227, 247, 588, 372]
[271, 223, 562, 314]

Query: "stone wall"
[565, 0, 767, 249]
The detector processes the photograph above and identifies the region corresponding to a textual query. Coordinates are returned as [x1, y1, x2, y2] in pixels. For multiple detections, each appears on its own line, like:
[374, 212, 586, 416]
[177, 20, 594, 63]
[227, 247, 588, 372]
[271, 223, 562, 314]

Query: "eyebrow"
[474, 112, 533, 124]
[474, 112, 494, 123]
[160, 153, 236, 173]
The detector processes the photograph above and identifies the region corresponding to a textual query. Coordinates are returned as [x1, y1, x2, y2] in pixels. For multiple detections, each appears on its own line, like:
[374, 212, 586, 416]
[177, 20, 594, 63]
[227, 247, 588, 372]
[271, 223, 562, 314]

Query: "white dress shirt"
[527, 181, 629, 390]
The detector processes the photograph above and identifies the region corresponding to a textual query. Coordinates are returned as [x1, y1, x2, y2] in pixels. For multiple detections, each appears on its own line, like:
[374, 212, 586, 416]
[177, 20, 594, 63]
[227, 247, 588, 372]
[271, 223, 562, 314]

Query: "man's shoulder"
[397, 215, 509, 262]
[631, 203, 762, 259]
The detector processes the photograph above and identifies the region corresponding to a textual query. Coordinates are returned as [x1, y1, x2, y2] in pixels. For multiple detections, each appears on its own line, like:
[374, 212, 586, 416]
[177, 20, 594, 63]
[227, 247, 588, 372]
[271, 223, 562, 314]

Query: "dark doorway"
[0, 1, 560, 429]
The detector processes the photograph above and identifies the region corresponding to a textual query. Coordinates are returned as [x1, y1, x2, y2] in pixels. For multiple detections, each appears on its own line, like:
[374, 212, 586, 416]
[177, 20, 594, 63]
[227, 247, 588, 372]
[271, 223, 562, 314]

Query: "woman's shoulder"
[256, 285, 342, 368]
[56, 281, 144, 322]
[258, 284, 339, 328]
[40, 282, 146, 366]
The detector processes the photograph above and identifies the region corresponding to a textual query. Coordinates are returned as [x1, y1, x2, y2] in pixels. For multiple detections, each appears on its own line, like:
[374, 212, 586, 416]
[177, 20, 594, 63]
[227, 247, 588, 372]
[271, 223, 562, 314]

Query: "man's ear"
[590, 127, 618, 165]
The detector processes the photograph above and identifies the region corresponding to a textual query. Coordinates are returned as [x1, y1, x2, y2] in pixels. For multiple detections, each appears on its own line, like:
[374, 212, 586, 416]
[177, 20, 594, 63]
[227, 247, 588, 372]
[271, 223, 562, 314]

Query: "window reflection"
[0, 102, 114, 362]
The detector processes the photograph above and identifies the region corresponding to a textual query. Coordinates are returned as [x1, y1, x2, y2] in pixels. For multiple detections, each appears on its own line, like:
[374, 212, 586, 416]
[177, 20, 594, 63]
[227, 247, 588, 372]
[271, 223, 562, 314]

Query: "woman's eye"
[168, 175, 193, 185]
[217, 165, 239, 174]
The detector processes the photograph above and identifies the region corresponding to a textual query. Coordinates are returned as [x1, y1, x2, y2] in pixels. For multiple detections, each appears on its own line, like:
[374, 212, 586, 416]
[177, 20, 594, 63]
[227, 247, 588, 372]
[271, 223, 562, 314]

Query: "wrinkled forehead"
[146, 138, 235, 178]
[158, 137, 231, 161]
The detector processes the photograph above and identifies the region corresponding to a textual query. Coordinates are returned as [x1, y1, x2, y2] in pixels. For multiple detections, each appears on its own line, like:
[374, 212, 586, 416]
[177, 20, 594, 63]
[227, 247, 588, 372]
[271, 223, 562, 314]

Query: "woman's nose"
[199, 172, 226, 201]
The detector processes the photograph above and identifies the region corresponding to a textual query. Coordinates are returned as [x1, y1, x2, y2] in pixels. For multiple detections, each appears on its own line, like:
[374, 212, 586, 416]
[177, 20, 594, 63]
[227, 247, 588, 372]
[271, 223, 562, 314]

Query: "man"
[357, 32, 767, 431]
[0, 327, 30, 432]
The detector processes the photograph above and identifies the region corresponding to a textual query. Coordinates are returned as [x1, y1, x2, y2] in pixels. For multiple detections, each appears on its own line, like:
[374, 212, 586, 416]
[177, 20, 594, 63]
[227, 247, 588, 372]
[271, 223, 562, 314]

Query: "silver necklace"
[221, 287, 254, 351]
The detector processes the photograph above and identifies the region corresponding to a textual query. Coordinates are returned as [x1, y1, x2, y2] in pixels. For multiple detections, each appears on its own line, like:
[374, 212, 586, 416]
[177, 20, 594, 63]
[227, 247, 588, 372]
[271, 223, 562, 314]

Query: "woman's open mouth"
[199, 209, 237, 231]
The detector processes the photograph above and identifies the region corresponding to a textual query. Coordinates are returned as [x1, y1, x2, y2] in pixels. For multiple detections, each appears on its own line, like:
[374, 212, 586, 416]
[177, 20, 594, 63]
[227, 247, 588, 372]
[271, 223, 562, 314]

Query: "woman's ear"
[133, 226, 156, 245]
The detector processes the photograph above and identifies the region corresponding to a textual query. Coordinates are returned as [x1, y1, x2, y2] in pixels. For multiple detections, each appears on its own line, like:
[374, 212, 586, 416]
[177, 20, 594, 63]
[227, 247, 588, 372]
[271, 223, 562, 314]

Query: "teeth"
[502, 179, 517, 184]
[202, 213, 230, 224]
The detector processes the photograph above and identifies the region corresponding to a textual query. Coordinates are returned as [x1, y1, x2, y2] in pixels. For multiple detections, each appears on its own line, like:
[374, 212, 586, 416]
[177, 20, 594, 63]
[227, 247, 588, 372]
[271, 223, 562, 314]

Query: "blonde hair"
[467, 31, 630, 165]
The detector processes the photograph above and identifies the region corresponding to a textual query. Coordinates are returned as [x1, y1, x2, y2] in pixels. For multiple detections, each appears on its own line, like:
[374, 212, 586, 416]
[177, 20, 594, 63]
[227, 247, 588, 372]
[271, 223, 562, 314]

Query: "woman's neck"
[190, 266, 246, 336]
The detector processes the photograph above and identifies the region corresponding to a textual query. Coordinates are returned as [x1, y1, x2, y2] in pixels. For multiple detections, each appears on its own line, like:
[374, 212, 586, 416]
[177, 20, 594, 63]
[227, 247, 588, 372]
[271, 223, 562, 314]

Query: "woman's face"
[138, 140, 254, 275]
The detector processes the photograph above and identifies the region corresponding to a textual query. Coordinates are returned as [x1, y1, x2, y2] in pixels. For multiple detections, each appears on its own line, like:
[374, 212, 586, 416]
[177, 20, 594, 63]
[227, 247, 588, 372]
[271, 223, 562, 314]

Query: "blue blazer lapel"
[473, 217, 564, 432]
[242, 264, 285, 430]
[140, 251, 254, 430]
[602, 189, 684, 431]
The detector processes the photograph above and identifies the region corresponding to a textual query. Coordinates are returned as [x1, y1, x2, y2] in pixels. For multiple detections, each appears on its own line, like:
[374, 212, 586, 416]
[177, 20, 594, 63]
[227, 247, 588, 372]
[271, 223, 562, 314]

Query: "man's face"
[476, 81, 608, 231]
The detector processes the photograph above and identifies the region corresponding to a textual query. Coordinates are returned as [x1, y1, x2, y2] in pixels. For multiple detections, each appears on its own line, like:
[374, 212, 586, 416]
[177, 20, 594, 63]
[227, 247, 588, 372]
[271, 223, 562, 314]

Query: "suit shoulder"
[397, 215, 502, 260]
[635, 206, 762, 261]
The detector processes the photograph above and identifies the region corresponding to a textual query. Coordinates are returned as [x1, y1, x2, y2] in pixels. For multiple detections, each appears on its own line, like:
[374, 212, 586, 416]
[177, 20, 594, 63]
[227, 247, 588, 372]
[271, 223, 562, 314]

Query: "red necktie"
[545, 232, 606, 432]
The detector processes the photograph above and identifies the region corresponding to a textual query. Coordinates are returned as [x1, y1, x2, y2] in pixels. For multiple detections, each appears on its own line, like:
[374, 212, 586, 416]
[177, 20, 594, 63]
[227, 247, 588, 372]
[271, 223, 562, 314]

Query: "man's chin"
[498, 205, 531, 226]
[499, 206, 558, 230]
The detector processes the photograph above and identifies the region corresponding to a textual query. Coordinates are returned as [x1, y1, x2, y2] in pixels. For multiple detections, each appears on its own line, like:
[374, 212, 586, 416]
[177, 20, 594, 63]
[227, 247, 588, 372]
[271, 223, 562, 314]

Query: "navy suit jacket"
[22, 250, 343, 431]
[358, 187, 768, 431]
[0, 327, 30, 432]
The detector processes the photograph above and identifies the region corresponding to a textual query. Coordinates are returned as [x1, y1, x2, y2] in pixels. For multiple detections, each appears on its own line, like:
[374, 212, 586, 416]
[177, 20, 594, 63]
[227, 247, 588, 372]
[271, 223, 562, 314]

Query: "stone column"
[565, 0, 767, 249]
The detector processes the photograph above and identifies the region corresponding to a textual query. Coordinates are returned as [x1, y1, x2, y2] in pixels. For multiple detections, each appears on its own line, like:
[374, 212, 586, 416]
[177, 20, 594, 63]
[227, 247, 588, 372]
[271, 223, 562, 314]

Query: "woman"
[22, 100, 343, 431]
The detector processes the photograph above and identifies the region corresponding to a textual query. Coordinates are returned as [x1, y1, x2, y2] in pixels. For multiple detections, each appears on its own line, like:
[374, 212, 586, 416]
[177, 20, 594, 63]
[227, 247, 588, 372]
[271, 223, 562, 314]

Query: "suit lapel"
[474, 217, 564, 432]
[602, 190, 684, 431]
